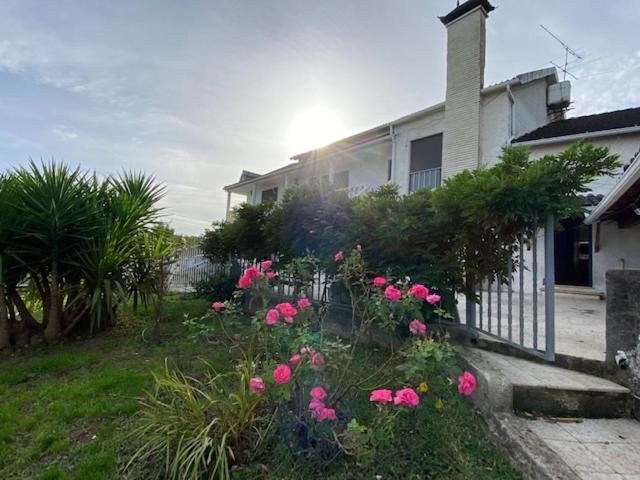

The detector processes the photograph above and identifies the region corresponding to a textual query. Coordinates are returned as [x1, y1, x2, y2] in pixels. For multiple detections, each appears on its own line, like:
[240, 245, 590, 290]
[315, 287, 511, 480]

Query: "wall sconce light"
[633, 202, 640, 217]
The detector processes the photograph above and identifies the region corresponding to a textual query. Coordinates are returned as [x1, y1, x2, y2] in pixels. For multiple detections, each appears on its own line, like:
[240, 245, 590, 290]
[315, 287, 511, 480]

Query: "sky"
[1, 0, 639, 235]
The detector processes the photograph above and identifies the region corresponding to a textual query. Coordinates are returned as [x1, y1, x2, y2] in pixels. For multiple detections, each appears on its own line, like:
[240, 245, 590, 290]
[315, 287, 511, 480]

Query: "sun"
[287, 106, 346, 154]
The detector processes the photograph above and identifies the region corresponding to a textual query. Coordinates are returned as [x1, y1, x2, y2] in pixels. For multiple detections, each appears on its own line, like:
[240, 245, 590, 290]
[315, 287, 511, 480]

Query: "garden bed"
[0, 295, 520, 479]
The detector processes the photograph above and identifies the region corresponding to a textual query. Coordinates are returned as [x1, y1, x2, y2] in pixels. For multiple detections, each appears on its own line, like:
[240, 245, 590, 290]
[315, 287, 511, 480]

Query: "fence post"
[465, 280, 476, 328]
[544, 213, 555, 361]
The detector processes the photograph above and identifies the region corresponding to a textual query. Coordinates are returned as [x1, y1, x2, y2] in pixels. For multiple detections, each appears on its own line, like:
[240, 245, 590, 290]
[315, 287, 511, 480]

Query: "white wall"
[480, 89, 510, 167]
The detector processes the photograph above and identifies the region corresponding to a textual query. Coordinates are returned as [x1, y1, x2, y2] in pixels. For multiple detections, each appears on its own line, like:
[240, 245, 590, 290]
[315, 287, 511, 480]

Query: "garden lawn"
[0, 295, 520, 479]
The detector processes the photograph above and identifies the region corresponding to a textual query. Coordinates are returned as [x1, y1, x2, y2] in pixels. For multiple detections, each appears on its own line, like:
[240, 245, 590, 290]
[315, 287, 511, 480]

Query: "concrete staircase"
[459, 348, 640, 479]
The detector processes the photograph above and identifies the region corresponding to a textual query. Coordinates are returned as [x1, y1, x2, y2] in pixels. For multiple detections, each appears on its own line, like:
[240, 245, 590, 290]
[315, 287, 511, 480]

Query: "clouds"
[0, 0, 638, 234]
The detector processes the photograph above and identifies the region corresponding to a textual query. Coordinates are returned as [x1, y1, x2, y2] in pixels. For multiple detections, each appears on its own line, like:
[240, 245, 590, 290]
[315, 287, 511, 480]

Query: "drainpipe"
[506, 84, 516, 142]
[389, 125, 396, 184]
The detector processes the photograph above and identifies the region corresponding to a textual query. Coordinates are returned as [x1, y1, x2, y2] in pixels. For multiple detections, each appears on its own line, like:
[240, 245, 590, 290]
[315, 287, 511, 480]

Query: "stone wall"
[606, 270, 640, 396]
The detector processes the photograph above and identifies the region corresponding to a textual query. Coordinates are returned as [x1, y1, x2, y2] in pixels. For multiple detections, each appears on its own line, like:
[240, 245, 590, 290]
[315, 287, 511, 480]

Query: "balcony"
[409, 167, 441, 193]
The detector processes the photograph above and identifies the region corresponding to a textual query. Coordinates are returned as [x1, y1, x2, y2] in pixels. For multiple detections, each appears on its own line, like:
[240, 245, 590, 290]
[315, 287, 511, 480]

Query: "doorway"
[554, 217, 592, 287]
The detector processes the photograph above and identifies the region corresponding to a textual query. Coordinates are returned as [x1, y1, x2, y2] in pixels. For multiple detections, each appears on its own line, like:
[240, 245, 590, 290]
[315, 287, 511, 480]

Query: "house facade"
[223, 0, 640, 295]
[224, 0, 566, 213]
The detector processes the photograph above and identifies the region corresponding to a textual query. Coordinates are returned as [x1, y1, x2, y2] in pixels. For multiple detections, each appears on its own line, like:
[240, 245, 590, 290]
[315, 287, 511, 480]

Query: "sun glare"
[287, 106, 346, 154]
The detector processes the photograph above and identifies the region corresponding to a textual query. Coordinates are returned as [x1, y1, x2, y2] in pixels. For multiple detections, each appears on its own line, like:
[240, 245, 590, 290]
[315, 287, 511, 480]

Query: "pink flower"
[273, 364, 292, 384]
[300, 347, 309, 355]
[265, 309, 279, 325]
[289, 354, 302, 365]
[373, 276, 387, 287]
[310, 386, 327, 400]
[211, 301, 224, 311]
[384, 285, 402, 302]
[334, 250, 344, 262]
[276, 302, 298, 318]
[356, 244, 362, 252]
[283, 316, 294, 324]
[409, 319, 427, 336]
[260, 260, 273, 270]
[308, 399, 324, 411]
[393, 388, 420, 407]
[310, 352, 325, 366]
[244, 266, 261, 280]
[266, 271, 276, 279]
[369, 389, 393, 405]
[322, 408, 337, 421]
[427, 293, 441, 305]
[238, 275, 252, 289]
[408, 284, 430, 300]
[297, 297, 311, 309]
[458, 371, 477, 397]
[249, 377, 265, 394]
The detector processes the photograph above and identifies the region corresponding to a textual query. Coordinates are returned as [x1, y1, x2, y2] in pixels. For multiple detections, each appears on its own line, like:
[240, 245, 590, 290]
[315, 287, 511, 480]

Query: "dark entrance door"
[554, 217, 592, 286]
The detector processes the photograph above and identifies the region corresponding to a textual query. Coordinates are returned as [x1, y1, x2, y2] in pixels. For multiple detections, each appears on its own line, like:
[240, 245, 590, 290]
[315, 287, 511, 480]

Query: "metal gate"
[456, 215, 556, 361]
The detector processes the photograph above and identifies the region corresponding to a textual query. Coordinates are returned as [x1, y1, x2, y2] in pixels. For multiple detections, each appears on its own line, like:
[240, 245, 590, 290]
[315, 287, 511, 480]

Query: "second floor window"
[409, 133, 442, 192]
[261, 187, 278, 203]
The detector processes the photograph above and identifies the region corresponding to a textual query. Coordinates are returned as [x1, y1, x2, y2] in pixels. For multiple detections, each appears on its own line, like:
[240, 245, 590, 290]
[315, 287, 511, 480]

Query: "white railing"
[167, 246, 223, 293]
[409, 167, 441, 192]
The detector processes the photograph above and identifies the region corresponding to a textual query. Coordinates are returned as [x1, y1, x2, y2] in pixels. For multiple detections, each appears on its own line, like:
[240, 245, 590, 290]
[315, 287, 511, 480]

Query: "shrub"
[193, 272, 238, 302]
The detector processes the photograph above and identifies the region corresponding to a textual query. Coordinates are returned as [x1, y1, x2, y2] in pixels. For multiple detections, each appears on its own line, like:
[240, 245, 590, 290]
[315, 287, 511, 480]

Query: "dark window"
[334, 171, 349, 189]
[410, 133, 443, 173]
[261, 187, 278, 203]
[387, 159, 392, 181]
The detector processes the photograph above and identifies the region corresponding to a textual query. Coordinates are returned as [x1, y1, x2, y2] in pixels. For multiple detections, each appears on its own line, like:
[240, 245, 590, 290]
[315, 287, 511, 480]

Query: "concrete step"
[541, 284, 605, 299]
[459, 347, 630, 418]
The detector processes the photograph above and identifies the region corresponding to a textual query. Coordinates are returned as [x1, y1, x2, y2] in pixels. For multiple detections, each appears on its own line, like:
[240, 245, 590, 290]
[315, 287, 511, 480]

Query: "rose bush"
[135, 247, 477, 479]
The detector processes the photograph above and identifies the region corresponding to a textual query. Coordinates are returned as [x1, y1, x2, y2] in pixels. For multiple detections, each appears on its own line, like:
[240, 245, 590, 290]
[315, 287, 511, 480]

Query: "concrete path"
[457, 292, 606, 361]
[459, 347, 639, 480]
[526, 418, 640, 479]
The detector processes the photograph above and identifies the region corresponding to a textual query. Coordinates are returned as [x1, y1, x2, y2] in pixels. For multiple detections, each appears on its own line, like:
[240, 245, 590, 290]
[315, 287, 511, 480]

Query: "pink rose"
[310, 386, 327, 400]
[211, 301, 224, 311]
[393, 388, 420, 407]
[265, 309, 279, 325]
[309, 399, 324, 411]
[310, 352, 325, 366]
[238, 275, 252, 289]
[369, 389, 393, 405]
[244, 266, 261, 280]
[373, 276, 387, 287]
[322, 407, 337, 421]
[458, 371, 477, 397]
[260, 260, 273, 270]
[409, 319, 427, 336]
[356, 244, 362, 252]
[283, 316, 294, 324]
[384, 285, 402, 302]
[276, 302, 298, 318]
[334, 250, 344, 262]
[427, 293, 441, 305]
[300, 347, 309, 354]
[297, 298, 311, 309]
[289, 354, 302, 365]
[266, 271, 276, 279]
[273, 364, 292, 384]
[408, 284, 429, 300]
[249, 377, 265, 394]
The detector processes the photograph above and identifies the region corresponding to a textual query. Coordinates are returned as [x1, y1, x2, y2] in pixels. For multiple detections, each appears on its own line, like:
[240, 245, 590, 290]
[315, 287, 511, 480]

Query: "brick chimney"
[440, 0, 495, 179]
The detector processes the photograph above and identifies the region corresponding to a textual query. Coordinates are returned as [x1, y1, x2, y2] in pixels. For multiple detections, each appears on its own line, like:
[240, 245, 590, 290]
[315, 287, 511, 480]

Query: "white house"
[223, 0, 640, 295]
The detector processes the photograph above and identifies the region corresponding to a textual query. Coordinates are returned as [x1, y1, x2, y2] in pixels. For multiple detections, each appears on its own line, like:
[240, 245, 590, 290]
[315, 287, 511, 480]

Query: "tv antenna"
[540, 24, 583, 81]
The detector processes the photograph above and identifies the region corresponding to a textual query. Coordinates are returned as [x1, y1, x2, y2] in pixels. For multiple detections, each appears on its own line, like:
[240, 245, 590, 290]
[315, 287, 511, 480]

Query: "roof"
[514, 107, 640, 144]
[585, 150, 640, 225]
[238, 170, 260, 182]
[439, 0, 495, 26]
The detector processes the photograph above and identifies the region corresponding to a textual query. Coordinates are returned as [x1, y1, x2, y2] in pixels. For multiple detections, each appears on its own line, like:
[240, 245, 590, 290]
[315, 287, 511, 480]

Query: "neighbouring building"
[223, 0, 640, 295]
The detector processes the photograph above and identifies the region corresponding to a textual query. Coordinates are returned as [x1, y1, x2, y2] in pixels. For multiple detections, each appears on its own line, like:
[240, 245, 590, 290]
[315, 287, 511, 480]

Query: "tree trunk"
[44, 261, 62, 342]
[9, 288, 40, 331]
[0, 283, 10, 351]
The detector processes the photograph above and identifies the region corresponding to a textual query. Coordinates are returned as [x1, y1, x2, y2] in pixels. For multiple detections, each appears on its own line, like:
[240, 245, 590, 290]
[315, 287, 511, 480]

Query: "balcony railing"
[409, 167, 441, 192]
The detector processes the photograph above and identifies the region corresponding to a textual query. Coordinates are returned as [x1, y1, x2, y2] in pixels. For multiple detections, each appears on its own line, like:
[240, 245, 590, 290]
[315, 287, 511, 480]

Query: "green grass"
[0, 295, 520, 479]
[0, 295, 216, 480]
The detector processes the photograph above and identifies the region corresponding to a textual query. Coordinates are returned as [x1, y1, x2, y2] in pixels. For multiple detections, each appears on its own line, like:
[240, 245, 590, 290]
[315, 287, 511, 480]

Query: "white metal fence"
[409, 167, 441, 192]
[167, 246, 223, 293]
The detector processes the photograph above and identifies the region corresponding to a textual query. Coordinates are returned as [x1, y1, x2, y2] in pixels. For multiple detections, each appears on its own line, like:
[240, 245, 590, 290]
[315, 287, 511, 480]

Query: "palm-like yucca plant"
[4, 161, 166, 343]
[13, 161, 98, 341]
